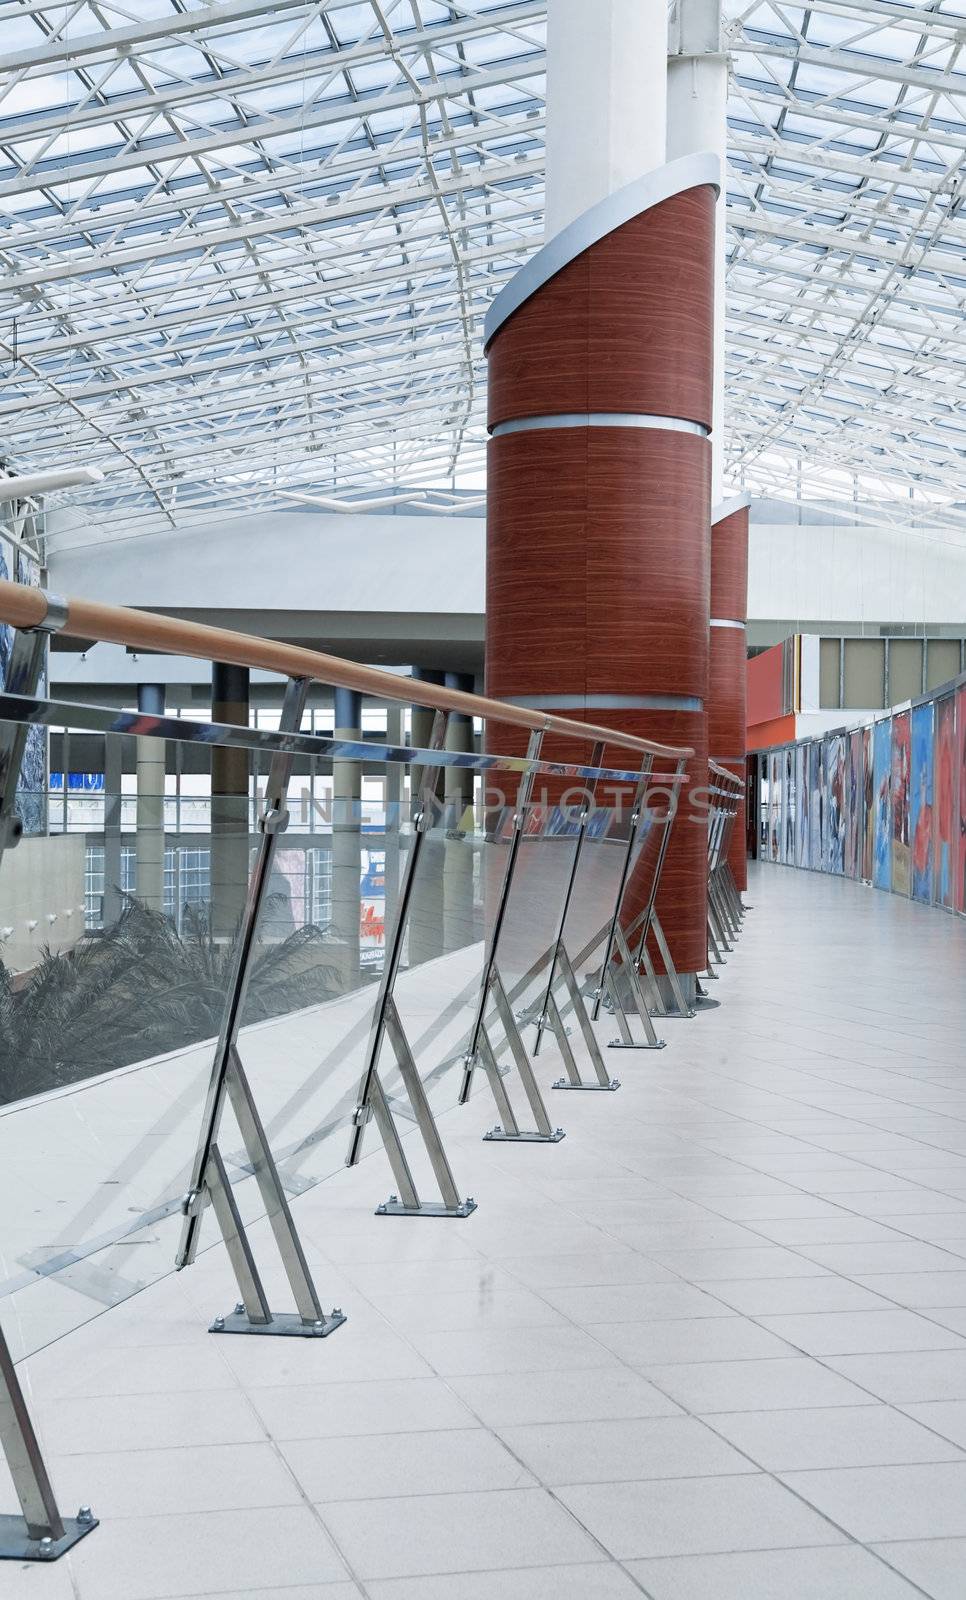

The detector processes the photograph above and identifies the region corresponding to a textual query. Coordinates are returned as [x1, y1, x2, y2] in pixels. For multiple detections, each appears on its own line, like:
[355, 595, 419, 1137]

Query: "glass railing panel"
[1, 693, 657, 1358]
[232, 792, 392, 1202]
[0, 713, 255, 1358]
[490, 799, 583, 1032]
[387, 799, 488, 1122]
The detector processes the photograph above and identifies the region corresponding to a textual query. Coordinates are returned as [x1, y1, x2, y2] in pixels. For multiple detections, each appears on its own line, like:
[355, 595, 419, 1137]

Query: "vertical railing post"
[458, 730, 564, 1143]
[0, 593, 98, 1561]
[175, 674, 346, 1338]
[532, 739, 605, 1058]
[590, 757, 655, 1021]
[347, 709, 476, 1217]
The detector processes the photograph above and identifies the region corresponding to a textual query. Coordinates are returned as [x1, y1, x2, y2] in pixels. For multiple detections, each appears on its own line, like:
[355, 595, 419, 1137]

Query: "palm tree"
[0, 895, 343, 1105]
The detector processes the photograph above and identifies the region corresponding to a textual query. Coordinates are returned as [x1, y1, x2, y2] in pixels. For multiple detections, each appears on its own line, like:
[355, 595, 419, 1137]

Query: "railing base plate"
[607, 1039, 666, 1051]
[552, 1078, 620, 1092]
[375, 1199, 477, 1219]
[0, 1514, 98, 1562]
[209, 1309, 346, 1338]
[483, 1128, 565, 1143]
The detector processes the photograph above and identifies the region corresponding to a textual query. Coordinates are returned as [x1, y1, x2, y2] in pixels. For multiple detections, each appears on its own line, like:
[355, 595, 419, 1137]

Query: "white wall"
[749, 518, 966, 628]
[49, 509, 484, 617]
[0, 834, 86, 975]
[48, 505, 965, 651]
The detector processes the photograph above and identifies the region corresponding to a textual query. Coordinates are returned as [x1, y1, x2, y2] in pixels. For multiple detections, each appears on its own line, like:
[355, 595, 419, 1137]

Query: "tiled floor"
[6, 862, 966, 1598]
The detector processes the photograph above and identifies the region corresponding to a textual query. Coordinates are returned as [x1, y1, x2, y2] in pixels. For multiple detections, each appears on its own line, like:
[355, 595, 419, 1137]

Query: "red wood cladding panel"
[710, 505, 749, 890]
[487, 186, 716, 432]
[487, 427, 710, 703]
[586, 431, 710, 699]
[708, 626, 747, 760]
[710, 504, 749, 622]
[486, 429, 589, 700]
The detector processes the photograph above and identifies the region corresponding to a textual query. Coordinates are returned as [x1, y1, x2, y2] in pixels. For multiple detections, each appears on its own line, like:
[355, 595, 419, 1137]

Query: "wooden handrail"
[709, 759, 744, 783]
[0, 579, 693, 762]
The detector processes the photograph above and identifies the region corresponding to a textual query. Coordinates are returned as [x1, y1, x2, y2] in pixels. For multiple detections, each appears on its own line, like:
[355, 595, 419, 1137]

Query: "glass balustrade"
[0, 700, 656, 1362]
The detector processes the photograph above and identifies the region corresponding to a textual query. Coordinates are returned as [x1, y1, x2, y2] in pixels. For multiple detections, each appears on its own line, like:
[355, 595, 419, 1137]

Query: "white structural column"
[544, 0, 669, 238]
[667, 0, 728, 504]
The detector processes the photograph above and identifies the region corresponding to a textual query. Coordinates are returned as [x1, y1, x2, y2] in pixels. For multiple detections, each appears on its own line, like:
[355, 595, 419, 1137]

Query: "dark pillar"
[102, 733, 123, 928]
[332, 686, 362, 987]
[211, 662, 250, 937]
[136, 683, 165, 911]
[408, 667, 445, 963]
[443, 671, 475, 951]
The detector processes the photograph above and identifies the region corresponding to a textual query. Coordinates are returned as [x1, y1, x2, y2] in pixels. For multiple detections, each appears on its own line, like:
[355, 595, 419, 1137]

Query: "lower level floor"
[7, 863, 966, 1599]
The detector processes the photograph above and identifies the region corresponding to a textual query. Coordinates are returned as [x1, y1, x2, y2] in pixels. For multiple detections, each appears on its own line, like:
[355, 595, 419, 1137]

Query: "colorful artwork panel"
[768, 751, 780, 862]
[910, 703, 934, 904]
[957, 685, 966, 915]
[873, 718, 892, 891]
[891, 711, 911, 896]
[783, 747, 795, 863]
[846, 729, 862, 880]
[808, 743, 822, 870]
[796, 744, 808, 867]
[0, 537, 11, 691]
[13, 545, 47, 836]
[826, 734, 846, 875]
[935, 696, 955, 909]
[862, 726, 874, 883]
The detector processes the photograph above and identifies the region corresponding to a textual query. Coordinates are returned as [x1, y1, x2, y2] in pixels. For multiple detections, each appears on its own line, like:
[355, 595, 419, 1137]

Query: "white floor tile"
[870, 1538, 966, 1600]
[556, 1473, 845, 1559]
[319, 1487, 605, 1579]
[628, 1546, 926, 1598]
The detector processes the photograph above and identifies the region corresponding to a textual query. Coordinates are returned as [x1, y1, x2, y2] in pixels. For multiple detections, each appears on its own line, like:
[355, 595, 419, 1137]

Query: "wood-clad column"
[709, 497, 750, 892]
[484, 157, 719, 977]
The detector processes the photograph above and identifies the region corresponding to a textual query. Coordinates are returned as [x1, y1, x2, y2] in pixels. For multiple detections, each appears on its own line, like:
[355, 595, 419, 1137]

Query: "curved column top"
[484, 152, 721, 352]
[712, 492, 752, 526]
[710, 491, 750, 626]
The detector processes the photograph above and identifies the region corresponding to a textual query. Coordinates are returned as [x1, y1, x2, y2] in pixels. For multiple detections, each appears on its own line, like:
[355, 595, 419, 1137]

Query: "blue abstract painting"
[910, 702, 934, 904]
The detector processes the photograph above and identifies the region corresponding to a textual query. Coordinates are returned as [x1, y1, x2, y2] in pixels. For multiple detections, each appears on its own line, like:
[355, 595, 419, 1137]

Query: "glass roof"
[2, 0, 966, 550]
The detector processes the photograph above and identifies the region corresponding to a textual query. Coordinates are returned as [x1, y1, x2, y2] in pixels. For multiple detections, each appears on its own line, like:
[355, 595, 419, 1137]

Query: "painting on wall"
[0, 536, 12, 691]
[958, 685, 966, 915]
[825, 734, 846, 875]
[862, 726, 874, 883]
[891, 709, 912, 896]
[13, 546, 48, 836]
[808, 742, 822, 870]
[873, 718, 892, 891]
[796, 745, 802, 870]
[783, 747, 795, 863]
[846, 729, 862, 880]
[935, 696, 956, 910]
[796, 745, 808, 867]
[910, 703, 935, 905]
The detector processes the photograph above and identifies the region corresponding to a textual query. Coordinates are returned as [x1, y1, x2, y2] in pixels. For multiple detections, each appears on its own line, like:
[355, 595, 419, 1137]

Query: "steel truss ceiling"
[2, 0, 966, 548]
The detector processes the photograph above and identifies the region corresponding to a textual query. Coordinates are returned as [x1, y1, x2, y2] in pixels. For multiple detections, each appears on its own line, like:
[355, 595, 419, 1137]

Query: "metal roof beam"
[0, 55, 547, 200]
[1, 154, 544, 292]
[0, 2, 544, 130]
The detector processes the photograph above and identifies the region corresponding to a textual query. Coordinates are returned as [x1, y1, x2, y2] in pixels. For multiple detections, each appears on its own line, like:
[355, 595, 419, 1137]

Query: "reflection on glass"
[0, 702, 652, 1363]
